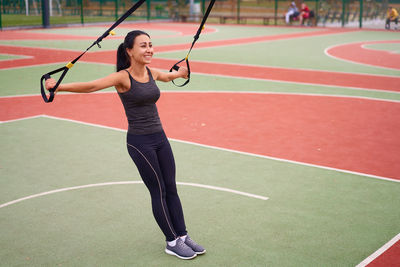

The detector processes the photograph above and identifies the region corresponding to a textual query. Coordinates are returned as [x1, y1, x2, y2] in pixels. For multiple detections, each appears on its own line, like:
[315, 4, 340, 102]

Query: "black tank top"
[118, 67, 163, 135]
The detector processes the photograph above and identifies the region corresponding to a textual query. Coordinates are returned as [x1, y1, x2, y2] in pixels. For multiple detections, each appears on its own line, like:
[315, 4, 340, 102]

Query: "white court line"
[1, 89, 400, 104]
[0, 53, 33, 60]
[178, 182, 268, 200]
[195, 72, 400, 95]
[0, 114, 43, 124]
[355, 233, 400, 267]
[0, 181, 268, 209]
[2, 114, 400, 184]
[0, 60, 113, 71]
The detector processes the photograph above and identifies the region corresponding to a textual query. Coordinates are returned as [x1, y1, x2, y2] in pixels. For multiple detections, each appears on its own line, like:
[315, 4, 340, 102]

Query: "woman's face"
[127, 34, 153, 65]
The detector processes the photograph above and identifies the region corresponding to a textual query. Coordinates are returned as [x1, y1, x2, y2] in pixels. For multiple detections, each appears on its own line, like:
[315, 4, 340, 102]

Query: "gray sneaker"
[183, 235, 206, 255]
[165, 238, 197, 260]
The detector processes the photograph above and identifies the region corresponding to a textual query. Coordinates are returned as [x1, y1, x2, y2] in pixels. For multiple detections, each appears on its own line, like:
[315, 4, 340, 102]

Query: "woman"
[45, 30, 205, 260]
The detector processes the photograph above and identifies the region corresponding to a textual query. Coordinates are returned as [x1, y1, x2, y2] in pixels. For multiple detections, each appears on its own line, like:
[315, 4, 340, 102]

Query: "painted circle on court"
[326, 40, 400, 70]
[0, 181, 268, 209]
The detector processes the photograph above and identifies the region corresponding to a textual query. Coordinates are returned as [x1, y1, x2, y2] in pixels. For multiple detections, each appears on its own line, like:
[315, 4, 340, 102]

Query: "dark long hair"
[116, 30, 150, 72]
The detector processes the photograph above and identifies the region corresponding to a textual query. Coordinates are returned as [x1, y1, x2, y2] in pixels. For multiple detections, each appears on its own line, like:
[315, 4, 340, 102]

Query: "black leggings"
[127, 131, 187, 241]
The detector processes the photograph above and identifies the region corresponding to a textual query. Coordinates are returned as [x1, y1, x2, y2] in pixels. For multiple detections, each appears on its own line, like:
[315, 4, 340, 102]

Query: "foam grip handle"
[172, 65, 180, 71]
[40, 66, 70, 103]
[41, 74, 55, 103]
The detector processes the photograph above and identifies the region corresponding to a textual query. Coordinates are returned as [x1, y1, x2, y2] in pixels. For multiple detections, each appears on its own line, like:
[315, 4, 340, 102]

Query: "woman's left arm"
[150, 67, 188, 82]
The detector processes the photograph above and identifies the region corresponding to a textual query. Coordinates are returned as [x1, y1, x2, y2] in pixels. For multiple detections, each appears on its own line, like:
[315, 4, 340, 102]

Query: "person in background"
[299, 2, 311, 25]
[285, 2, 300, 25]
[385, 6, 399, 30]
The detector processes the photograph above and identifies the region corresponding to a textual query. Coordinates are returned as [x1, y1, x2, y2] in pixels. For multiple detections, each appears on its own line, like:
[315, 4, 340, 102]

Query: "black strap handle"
[40, 0, 146, 103]
[169, 0, 215, 87]
[169, 58, 191, 87]
[40, 66, 69, 103]
[40, 74, 54, 103]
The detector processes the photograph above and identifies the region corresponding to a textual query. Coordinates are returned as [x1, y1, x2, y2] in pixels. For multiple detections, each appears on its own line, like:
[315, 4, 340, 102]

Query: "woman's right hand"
[177, 66, 189, 79]
[45, 78, 57, 91]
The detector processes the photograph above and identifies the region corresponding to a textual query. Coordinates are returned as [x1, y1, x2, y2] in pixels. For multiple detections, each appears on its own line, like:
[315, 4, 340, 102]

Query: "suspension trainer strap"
[40, 0, 146, 103]
[170, 0, 216, 87]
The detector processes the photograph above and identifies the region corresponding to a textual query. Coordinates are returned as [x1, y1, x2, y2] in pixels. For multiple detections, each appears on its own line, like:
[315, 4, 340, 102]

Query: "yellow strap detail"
[66, 62, 74, 69]
[109, 30, 116, 36]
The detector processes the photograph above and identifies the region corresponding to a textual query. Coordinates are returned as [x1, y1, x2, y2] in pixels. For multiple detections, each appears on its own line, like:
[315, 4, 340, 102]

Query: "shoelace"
[185, 237, 193, 245]
[178, 239, 195, 253]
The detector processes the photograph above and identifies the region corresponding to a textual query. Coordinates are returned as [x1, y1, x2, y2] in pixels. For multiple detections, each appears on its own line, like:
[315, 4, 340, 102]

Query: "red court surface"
[1, 92, 400, 181]
[367, 240, 400, 267]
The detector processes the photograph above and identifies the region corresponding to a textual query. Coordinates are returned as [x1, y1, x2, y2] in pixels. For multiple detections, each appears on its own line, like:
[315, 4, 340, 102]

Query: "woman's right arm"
[45, 71, 125, 93]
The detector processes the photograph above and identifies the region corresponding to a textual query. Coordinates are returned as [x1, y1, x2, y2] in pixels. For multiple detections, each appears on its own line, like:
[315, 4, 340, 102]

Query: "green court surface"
[1, 117, 399, 266]
[1, 23, 399, 266]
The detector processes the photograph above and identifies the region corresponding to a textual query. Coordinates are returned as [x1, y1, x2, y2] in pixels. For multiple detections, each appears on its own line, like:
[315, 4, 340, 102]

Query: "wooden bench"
[239, 15, 285, 25]
[208, 14, 285, 25]
[178, 13, 202, 22]
[208, 14, 236, 24]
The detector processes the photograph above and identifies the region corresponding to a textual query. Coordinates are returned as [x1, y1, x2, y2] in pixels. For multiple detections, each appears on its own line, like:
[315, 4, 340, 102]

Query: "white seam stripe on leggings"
[127, 142, 177, 239]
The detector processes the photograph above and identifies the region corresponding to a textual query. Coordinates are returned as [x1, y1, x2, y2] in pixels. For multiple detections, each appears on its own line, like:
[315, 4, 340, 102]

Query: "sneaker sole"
[195, 249, 206, 255]
[165, 248, 197, 260]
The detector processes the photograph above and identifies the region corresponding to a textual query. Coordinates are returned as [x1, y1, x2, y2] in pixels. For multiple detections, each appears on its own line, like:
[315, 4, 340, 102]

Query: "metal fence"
[1, 0, 399, 29]
[207, 0, 400, 29]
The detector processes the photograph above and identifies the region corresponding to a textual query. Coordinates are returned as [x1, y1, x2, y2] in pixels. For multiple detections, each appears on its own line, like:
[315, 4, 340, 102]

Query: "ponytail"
[116, 43, 130, 72]
[116, 30, 150, 72]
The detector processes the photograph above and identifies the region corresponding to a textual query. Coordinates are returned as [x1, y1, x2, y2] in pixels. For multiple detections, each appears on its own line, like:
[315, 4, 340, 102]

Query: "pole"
[115, 0, 118, 21]
[237, 0, 240, 24]
[42, 0, 50, 28]
[25, 0, 29, 15]
[80, 0, 84, 24]
[341, 0, 345, 27]
[25, 0, 29, 16]
[274, 0, 277, 25]
[0, 1, 2, 30]
[359, 0, 363, 28]
[147, 0, 151, 21]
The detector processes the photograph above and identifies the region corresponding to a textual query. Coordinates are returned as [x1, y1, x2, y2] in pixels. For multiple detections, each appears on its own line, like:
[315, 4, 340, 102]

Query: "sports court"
[1, 6, 400, 266]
